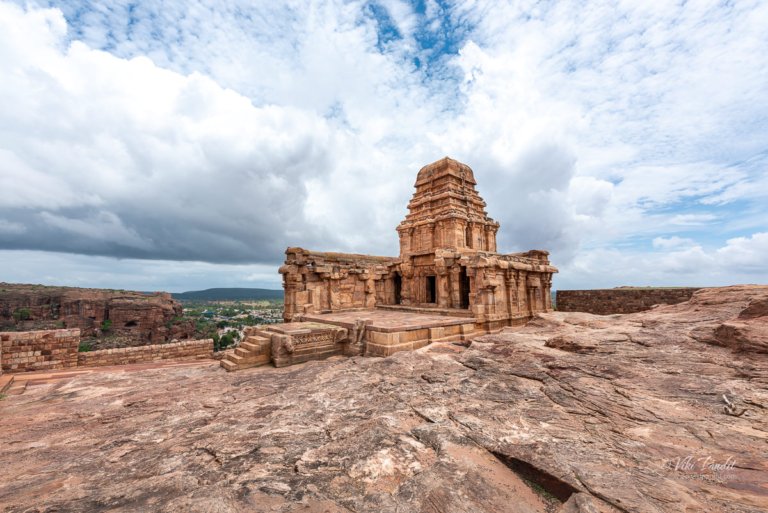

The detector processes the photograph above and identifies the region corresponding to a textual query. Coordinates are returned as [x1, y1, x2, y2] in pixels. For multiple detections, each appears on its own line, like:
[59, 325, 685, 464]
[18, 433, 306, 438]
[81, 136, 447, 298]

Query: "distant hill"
[173, 288, 283, 301]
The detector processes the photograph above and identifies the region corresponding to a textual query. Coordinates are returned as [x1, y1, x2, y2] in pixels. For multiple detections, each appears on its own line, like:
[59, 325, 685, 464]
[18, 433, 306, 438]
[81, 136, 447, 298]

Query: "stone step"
[229, 352, 269, 364]
[228, 353, 260, 364]
[239, 340, 264, 352]
[234, 347, 252, 358]
[249, 331, 275, 340]
[376, 304, 475, 318]
[220, 356, 267, 372]
[220, 359, 238, 372]
[244, 335, 270, 345]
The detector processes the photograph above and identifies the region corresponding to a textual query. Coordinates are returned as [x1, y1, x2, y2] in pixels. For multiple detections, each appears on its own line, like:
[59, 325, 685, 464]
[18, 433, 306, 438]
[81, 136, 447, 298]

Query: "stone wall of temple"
[462, 251, 555, 331]
[280, 248, 397, 321]
[556, 288, 701, 315]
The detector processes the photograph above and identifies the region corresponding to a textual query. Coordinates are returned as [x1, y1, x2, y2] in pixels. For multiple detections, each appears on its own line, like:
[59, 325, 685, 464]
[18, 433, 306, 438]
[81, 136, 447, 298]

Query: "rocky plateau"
[0, 283, 193, 345]
[0, 286, 766, 512]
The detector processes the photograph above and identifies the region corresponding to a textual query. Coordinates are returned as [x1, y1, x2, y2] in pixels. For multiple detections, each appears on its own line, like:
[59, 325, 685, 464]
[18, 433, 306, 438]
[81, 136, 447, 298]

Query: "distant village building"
[279, 157, 557, 333]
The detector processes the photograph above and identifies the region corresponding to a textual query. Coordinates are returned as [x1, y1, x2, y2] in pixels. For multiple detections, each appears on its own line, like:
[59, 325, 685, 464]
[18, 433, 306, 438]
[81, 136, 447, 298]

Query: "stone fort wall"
[556, 288, 701, 315]
[1, 329, 79, 372]
[76, 339, 213, 367]
[1, 329, 212, 373]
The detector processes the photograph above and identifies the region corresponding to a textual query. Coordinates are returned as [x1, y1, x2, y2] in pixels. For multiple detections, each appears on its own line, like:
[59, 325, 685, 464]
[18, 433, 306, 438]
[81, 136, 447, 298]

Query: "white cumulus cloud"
[0, 0, 767, 291]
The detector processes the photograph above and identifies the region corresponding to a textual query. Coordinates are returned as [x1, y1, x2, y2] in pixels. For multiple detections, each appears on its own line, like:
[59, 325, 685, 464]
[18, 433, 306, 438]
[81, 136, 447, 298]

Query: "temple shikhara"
[222, 157, 557, 370]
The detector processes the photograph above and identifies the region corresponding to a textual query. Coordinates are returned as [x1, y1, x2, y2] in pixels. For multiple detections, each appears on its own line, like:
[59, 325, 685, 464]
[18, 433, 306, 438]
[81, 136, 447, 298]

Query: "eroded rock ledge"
[0, 283, 193, 345]
[0, 286, 766, 512]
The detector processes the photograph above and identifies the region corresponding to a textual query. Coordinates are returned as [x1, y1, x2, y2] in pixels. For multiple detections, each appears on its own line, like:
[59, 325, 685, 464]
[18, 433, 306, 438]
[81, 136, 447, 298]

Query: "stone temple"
[222, 157, 557, 370]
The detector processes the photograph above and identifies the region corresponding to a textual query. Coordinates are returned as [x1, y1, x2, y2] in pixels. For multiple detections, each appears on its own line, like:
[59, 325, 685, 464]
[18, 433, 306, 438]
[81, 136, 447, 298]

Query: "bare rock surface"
[1, 286, 767, 512]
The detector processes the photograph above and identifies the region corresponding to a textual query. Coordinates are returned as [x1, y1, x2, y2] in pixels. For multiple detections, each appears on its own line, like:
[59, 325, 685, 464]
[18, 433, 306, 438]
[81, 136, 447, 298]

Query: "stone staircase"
[220, 333, 271, 372]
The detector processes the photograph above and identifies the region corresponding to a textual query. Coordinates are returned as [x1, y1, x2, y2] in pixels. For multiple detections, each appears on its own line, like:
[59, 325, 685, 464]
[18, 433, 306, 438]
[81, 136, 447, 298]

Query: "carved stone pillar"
[364, 275, 376, 309]
[466, 222, 474, 249]
[543, 273, 553, 310]
[329, 276, 341, 311]
[504, 270, 516, 319]
[430, 223, 437, 249]
[281, 272, 293, 320]
[279, 264, 302, 321]
[526, 287, 536, 316]
[449, 266, 461, 308]
[400, 262, 413, 305]
[473, 267, 490, 316]
[517, 271, 528, 314]
[436, 266, 449, 308]
[320, 273, 332, 311]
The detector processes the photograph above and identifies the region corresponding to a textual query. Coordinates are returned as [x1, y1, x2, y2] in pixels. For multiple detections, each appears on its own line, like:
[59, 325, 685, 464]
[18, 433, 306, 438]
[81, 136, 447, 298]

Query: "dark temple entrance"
[426, 275, 436, 304]
[393, 273, 402, 304]
[459, 266, 470, 309]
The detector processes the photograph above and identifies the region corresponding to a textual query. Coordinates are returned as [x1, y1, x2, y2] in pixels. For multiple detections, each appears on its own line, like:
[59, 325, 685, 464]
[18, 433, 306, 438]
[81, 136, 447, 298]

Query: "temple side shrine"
[222, 157, 557, 370]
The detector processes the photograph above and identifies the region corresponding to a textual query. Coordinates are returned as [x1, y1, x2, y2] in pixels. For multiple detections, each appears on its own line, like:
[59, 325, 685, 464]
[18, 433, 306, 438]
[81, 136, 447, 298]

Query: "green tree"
[220, 332, 235, 348]
[12, 308, 31, 322]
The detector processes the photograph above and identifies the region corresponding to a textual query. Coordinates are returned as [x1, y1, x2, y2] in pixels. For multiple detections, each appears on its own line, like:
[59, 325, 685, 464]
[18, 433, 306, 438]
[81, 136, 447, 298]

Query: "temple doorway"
[426, 276, 436, 304]
[393, 273, 402, 304]
[459, 266, 470, 308]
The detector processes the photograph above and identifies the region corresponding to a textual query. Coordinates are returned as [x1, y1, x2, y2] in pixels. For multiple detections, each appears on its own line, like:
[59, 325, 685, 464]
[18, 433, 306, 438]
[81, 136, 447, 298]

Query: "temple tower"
[396, 157, 499, 256]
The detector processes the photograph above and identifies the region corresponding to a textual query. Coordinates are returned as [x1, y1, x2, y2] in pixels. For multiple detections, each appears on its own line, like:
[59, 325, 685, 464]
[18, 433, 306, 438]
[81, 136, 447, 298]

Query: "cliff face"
[0, 283, 193, 344]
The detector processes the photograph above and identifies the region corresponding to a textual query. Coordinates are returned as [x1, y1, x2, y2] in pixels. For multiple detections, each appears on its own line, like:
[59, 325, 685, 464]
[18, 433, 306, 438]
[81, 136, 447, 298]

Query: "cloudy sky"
[1, 0, 767, 292]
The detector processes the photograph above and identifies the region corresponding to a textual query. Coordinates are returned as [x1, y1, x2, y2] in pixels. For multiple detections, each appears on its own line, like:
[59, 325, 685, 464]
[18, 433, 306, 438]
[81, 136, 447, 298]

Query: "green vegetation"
[214, 331, 238, 351]
[100, 319, 112, 331]
[78, 340, 94, 352]
[12, 308, 31, 321]
[181, 298, 282, 351]
[521, 476, 559, 503]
